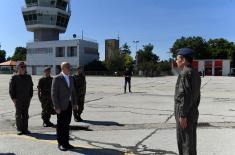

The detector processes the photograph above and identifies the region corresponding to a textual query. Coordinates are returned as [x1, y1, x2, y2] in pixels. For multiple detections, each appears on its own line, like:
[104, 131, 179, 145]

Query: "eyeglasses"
[20, 66, 26, 68]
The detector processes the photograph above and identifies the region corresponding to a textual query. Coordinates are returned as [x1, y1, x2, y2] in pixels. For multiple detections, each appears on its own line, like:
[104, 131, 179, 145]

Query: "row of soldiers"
[9, 63, 86, 134]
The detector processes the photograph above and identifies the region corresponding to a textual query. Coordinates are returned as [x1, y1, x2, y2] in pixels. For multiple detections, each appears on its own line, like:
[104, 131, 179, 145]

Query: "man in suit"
[51, 62, 78, 151]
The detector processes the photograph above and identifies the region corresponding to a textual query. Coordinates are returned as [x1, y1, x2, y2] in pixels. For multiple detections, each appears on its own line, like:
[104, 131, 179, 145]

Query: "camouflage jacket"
[37, 76, 53, 100]
[9, 74, 34, 101]
[73, 73, 86, 96]
[174, 65, 201, 120]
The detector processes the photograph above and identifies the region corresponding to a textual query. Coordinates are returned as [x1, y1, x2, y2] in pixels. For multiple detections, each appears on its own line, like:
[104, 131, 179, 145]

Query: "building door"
[205, 61, 212, 76]
[32, 66, 37, 75]
[214, 60, 222, 76]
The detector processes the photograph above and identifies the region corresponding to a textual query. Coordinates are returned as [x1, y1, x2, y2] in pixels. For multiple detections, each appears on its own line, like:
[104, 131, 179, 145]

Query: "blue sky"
[0, 0, 235, 60]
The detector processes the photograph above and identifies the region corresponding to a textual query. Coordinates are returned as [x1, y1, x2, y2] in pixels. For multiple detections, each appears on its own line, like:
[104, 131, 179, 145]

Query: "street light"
[133, 40, 139, 53]
[133, 40, 140, 72]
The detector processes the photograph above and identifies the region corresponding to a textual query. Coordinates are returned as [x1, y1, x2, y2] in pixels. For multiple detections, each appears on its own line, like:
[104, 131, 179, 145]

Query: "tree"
[84, 60, 108, 71]
[207, 38, 235, 59]
[123, 53, 133, 70]
[170, 36, 209, 59]
[6, 56, 11, 61]
[120, 43, 131, 55]
[105, 50, 125, 72]
[158, 60, 172, 72]
[11, 47, 27, 61]
[137, 44, 160, 76]
[0, 50, 6, 63]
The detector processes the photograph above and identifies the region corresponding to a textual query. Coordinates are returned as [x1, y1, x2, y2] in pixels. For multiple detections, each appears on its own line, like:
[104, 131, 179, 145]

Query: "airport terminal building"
[22, 0, 99, 75]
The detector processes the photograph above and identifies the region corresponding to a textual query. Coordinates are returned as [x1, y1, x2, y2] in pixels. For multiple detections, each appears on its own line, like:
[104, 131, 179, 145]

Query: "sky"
[0, 0, 235, 60]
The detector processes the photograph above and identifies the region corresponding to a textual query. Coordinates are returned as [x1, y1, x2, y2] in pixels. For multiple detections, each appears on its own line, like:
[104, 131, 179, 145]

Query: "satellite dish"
[73, 34, 77, 38]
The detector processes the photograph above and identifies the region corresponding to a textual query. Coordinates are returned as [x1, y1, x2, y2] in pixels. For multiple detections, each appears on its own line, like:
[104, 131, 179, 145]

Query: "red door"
[214, 60, 222, 76]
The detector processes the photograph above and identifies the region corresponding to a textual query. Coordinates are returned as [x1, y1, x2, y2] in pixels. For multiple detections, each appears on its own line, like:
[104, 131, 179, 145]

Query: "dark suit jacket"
[51, 73, 77, 111]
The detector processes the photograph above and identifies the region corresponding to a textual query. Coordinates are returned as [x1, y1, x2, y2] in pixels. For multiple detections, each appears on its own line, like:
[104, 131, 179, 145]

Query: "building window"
[56, 0, 68, 10]
[26, 0, 38, 7]
[56, 13, 69, 28]
[56, 47, 65, 57]
[28, 48, 53, 55]
[67, 46, 77, 57]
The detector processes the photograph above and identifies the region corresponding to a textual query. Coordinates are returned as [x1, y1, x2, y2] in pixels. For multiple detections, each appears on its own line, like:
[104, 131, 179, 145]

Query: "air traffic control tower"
[22, 0, 99, 75]
[22, 0, 71, 41]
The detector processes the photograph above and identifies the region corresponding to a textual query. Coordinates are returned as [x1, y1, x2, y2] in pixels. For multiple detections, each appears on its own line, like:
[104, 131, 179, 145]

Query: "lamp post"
[133, 40, 140, 73]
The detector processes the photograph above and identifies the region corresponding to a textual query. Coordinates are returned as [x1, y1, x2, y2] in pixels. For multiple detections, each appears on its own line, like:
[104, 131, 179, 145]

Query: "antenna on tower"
[68, 0, 71, 13]
[82, 29, 84, 40]
[118, 34, 120, 41]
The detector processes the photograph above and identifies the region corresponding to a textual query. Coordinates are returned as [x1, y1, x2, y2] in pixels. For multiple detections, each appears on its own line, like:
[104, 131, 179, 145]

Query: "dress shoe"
[22, 130, 31, 135]
[65, 143, 75, 149]
[74, 117, 83, 122]
[58, 145, 68, 151]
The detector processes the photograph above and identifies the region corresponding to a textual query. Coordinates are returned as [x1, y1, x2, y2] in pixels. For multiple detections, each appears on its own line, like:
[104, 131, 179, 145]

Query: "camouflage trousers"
[15, 100, 30, 132]
[73, 95, 85, 119]
[176, 119, 198, 155]
[40, 98, 55, 123]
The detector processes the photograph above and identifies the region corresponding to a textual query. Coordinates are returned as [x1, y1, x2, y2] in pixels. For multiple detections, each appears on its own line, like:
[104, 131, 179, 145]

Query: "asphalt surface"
[0, 75, 235, 155]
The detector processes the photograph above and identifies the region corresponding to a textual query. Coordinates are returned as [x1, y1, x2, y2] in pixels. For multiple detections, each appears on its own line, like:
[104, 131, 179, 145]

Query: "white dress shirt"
[61, 71, 70, 87]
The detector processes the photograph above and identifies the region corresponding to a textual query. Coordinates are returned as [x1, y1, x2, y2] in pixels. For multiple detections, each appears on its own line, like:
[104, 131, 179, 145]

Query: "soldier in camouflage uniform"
[73, 65, 86, 122]
[9, 62, 34, 135]
[37, 67, 55, 127]
[174, 48, 201, 155]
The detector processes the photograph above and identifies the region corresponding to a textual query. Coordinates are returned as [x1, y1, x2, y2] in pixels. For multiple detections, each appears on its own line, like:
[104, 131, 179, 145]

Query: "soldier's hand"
[12, 99, 16, 106]
[73, 105, 79, 111]
[55, 108, 61, 114]
[179, 117, 187, 129]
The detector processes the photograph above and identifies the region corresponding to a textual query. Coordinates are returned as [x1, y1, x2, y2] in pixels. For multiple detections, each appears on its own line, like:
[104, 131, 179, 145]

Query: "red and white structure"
[172, 59, 231, 76]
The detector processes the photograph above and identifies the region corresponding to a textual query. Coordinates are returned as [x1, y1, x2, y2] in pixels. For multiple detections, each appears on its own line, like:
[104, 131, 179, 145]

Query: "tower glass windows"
[56, 0, 68, 10]
[25, 0, 38, 7]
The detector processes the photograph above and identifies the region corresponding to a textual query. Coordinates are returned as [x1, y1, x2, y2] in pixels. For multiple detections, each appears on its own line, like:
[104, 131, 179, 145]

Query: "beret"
[177, 48, 193, 57]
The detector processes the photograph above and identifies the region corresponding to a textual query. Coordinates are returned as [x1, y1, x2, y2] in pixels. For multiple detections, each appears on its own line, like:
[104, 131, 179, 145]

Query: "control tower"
[22, 0, 71, 41]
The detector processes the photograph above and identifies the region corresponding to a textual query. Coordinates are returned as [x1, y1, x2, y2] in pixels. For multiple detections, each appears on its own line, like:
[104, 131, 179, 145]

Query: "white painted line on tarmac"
[0, 133, 135, 155]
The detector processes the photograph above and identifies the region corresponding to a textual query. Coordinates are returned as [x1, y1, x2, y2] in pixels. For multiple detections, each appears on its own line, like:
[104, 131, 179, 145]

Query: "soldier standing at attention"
[9, 62, 34, 135]
[37, 66, 55, 127]
[174, 48, 201, 155]
[73, 65, 86, 122]
[124, 67, 132, 93]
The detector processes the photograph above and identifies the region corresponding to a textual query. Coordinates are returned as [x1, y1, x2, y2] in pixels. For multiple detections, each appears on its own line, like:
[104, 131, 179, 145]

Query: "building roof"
[0, 60, 17, 66]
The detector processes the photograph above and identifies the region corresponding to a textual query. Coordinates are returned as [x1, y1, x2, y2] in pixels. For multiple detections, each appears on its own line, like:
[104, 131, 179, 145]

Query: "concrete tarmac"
[0, 74, 235, 155]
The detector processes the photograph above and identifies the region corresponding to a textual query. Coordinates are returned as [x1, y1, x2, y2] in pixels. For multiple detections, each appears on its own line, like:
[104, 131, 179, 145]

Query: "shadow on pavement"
[70, 125, 93, 131]
[28, 133, 57, 140]
[70, 147, 123, 155]
[0, 154, 16, 155]
[83, 120, 124, 126]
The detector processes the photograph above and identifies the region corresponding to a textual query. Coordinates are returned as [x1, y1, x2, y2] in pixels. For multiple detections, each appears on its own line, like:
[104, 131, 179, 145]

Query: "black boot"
[43, 121, 54, 127]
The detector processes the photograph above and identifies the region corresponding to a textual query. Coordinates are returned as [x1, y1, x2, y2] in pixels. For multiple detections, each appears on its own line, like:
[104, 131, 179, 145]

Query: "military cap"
[177, 48, 194, 57]
[44, 66, 51, 71]
[17, 62, 26, 68]
[77, 65, 81, 69]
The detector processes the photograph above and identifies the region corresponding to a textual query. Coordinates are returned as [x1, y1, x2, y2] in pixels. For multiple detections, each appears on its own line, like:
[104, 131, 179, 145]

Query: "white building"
[22, 0, 99, 75]
[27, 39, 99, 75]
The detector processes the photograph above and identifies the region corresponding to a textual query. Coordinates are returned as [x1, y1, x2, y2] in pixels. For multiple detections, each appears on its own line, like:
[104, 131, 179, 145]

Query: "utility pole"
[133, 40, 140, 74]
[133, 40, 139, 65]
